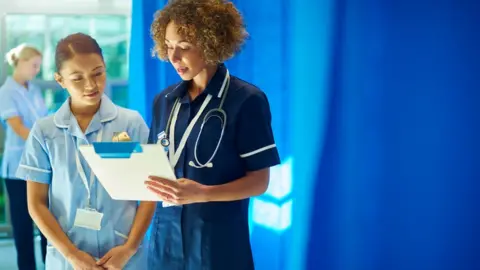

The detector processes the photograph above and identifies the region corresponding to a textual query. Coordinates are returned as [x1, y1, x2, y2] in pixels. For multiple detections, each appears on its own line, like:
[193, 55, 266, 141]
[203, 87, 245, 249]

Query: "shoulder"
[229, 76, 269, 106]
[152, 82, 182, 108]
[31, 115, 56, 140]
[0, 81, 16, 97]
[115, 105, 145, 123]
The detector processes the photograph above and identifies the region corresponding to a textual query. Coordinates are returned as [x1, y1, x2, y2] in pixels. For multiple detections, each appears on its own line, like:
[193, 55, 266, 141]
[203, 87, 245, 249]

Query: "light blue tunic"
[0, 76, 48, 179]
[16, 95, 150, 269]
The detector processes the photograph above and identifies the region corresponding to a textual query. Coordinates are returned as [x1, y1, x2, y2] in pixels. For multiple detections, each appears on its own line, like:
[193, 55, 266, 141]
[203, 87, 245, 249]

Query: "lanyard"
[168, 94, 212, 168]
[74, 129, 103, 208]
[167, 69, 230, 169]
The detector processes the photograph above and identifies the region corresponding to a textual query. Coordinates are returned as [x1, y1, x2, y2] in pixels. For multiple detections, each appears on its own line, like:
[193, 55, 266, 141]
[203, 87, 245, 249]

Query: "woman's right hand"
[67, 249, 104, 270]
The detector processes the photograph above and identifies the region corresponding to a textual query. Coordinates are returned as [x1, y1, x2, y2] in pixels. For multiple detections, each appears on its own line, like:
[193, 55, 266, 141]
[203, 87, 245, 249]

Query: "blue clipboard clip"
[92, 142, 143, 158]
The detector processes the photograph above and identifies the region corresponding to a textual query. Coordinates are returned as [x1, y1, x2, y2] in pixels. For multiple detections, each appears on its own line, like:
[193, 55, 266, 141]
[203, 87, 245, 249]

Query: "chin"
[83, 95, 102, 105]
[178, 71, 195, 81]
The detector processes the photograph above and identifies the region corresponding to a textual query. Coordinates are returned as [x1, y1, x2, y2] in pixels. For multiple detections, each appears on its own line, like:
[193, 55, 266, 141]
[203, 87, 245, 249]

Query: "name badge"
[73, 208, 103, 231]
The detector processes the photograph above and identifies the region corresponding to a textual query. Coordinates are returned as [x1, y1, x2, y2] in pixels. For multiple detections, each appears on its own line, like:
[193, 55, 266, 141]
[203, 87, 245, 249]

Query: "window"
[0, 12, 130, 230]
[5, 14, 130, 111]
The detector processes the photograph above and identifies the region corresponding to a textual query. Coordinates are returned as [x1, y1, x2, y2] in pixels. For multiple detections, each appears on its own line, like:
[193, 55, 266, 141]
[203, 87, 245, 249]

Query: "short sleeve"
[236, 92, 281, 171]
[0, 89, 20, 121]
[130, 111, 150, 144]
[148, 95, 161, 144]
[16, 122, 52, 184]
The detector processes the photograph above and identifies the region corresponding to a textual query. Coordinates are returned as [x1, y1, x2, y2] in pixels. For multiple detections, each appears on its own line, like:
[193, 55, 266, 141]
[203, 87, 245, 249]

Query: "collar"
[6, 76, 35, 92]
[165, 63, 229, 101]
[54, 95, 118, 136]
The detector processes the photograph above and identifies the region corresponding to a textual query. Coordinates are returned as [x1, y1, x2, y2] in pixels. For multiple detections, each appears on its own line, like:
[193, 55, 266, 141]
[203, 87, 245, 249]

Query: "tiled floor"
[0, 236, 45, 270]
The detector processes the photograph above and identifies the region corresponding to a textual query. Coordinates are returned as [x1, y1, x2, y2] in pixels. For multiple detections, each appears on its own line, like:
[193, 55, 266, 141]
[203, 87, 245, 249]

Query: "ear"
[54, 72, 66, 89]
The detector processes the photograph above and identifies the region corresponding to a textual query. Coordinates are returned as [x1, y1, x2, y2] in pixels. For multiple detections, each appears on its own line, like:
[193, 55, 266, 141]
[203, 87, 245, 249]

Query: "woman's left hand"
[96, 245, 135, 270]
[145, 176, 208, 205]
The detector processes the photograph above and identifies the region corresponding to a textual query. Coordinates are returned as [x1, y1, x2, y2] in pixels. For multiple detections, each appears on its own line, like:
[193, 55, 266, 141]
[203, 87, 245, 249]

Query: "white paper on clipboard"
[78, 143, 176, 203]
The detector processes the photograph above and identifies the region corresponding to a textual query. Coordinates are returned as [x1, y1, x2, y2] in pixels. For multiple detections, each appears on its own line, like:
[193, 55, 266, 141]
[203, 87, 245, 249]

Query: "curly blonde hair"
[151, 0, 248, 65]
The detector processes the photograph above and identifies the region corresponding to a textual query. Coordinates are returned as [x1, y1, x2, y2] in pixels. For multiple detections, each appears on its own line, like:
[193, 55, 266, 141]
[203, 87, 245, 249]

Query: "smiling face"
[54, 53, 106, 107]
[165, 21, 208, 81]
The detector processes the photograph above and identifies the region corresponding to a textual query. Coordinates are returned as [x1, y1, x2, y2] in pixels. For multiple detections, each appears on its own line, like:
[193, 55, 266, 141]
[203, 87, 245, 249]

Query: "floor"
[0, 236, 45, 270]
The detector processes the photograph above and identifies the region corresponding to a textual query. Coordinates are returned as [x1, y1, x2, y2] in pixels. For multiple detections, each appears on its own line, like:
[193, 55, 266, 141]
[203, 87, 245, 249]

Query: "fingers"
[96, 251, 112, 266]
[145, 181, 178, 198]
[147, 176, 179, 189]
[146, 185, 180, 204]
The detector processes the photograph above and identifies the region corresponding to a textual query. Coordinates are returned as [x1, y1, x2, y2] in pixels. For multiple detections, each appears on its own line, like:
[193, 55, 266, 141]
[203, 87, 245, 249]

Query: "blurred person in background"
[0, 44, 48, 270]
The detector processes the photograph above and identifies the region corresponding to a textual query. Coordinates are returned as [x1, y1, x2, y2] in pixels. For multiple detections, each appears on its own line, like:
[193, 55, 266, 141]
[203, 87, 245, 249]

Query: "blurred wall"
[292, 1, 480, 270]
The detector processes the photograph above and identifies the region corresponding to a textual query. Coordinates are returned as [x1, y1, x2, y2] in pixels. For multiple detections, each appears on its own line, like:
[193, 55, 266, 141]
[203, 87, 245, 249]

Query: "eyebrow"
[165, 39, 190, 44]
[68, 66, 104, 75]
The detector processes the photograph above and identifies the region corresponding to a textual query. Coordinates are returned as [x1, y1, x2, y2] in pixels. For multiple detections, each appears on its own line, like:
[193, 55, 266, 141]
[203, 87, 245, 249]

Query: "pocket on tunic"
[45, 245, 69, 269]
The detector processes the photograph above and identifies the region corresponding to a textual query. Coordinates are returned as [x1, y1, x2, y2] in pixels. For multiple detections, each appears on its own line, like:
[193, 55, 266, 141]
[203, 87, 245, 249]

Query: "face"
[54, 53, 106, 107]
[165, 21, 207, 80]
[17, 55, 42, 80]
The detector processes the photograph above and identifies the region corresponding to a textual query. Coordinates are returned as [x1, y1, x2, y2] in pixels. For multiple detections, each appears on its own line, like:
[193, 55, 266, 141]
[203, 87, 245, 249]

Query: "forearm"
[6, 117, 30, 140]
[28, 201, 78, 258]
[124, 201, 156, 250]
[13, 125, 30, 140]
[204, 169, 270, 202]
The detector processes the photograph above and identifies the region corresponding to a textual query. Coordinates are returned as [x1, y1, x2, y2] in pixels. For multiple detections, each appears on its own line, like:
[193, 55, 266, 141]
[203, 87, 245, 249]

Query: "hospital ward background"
[0, 0, 479, 269]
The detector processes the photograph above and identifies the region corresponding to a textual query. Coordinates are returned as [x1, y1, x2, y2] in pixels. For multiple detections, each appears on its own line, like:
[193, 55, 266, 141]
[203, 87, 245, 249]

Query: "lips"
[176, 67, 188, 75]
[84, 91, 100, 98]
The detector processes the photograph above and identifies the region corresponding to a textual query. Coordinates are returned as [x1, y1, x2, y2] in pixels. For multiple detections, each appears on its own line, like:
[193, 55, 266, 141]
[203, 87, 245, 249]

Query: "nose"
[169, 47, 181, 63]
[84, 77, 97, 90]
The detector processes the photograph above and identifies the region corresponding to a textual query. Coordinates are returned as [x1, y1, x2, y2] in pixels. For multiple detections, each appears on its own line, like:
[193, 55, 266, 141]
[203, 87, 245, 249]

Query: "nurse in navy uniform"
[144, 1, 281, 269]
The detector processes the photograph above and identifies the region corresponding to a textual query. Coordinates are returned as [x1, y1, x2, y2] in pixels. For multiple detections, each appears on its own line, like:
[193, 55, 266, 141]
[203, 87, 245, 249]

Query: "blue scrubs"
[16, 95, 150, 270]
[0, 76, 48, 270]
[148, 64, 281, 270]
[0, 76, 48, 179]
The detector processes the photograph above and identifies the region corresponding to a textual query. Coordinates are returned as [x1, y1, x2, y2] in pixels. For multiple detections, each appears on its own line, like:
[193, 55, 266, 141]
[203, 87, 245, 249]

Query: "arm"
[97, 112, 156, 268]
[204, 92, 279, 201]
[203, 168, 269, 202]
[0, 90, 30, 140]
[28, 184, 102, 268]
[27, 181, 79, 258]
[17, 123, 102, 269]
[146, 92, 280, 204]
[6, 116, 30, 140]
[124, 202, 156, 250]
[125, 112, 156, 249]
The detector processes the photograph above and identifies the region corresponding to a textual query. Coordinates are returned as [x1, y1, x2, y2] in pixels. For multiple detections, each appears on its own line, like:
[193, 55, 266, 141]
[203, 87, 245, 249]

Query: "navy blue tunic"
[148, 64, 280, 270]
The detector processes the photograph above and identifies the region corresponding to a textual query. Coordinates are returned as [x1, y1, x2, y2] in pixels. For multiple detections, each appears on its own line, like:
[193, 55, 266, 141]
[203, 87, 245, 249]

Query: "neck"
[70, 100, 101, 132]
[12, 71, 28, 89]
[189, 64, 218, 99]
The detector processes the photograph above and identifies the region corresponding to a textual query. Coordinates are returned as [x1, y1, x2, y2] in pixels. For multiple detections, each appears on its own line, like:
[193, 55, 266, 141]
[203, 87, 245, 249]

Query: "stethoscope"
[160, 69, 230, 169]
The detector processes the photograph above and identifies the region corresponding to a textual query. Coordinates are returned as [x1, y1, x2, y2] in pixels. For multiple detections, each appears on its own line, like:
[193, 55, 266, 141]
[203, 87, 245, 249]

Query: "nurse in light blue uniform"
[0, 44, 48, 270]
[16, 33, 156, 270]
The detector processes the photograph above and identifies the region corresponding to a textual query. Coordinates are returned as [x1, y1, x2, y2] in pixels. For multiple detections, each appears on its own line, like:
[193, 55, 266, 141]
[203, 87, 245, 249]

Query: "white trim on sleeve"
[240, 144, 276, 158]
[18, 164, 52, 174]
[1, 109, 18, 118]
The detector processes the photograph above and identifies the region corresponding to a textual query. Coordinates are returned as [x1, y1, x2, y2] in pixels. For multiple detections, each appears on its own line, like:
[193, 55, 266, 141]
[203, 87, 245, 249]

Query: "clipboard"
[78, 142, 176, 202]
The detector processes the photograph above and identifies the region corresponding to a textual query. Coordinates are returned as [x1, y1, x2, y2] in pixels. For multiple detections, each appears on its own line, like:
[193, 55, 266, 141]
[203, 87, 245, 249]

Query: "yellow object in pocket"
[112, 132, 131, 142]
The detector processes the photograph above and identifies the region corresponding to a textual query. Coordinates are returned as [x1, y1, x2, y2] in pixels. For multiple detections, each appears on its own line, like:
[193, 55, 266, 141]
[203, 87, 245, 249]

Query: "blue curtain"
[289, 1, 480, 270]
